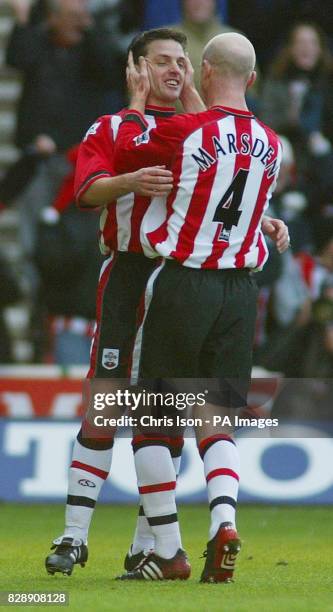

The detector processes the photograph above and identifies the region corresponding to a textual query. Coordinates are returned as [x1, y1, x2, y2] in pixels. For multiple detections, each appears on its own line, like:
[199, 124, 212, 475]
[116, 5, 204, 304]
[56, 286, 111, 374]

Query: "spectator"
[253, 239, 282, 360]
[253, 137, 312, 372]
[270, 136, 312, 254]
[254, 244, 311, 374]
[171, 0, 234, 93]
[33, 147, 102, 366]
[303, 282, 333, 377]
[272, 1, 333, 53]
[308, 218, 333, 300]
[6, 0, 124, 151]
[260, 23, 333, 167]
[268, 212, 333, 374]
[0, 252, 22, 363]
[228, 1, 333, 74]
[278, 282, 333, 378]
[5, 0, 128, 297]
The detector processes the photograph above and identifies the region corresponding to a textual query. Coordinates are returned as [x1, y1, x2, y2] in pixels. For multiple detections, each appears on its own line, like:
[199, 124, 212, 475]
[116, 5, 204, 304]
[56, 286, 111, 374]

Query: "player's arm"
[113, 112, 187, 173]
[113, 104, 211, 173]
[75, 115, 172, 207]
[81, 166, 173, 207]
[113, 107, 214, 173]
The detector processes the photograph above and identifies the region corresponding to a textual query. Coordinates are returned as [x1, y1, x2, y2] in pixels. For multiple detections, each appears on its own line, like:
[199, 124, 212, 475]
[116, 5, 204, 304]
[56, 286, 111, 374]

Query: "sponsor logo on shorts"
[78, 479, 96, 488]
[102, 348, 119, 370]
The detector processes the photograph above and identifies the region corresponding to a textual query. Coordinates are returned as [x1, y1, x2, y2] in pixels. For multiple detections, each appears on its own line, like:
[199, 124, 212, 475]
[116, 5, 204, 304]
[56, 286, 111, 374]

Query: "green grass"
[0, 505, 332, 611]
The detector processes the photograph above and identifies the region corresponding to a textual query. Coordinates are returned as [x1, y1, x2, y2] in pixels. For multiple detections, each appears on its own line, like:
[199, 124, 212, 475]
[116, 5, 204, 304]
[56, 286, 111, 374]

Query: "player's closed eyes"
[154, 60, 185, 69]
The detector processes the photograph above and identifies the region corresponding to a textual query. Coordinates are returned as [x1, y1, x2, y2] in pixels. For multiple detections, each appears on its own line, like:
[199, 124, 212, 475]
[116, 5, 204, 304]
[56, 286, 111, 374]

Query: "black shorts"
[132, 260, 258, 404]
[89, 252, 157, 378]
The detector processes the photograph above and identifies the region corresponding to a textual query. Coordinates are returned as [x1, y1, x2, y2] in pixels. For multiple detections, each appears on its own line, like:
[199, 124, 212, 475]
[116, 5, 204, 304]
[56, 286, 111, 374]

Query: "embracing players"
[45, 28, 288, 581]
[113, 32, 286, 583]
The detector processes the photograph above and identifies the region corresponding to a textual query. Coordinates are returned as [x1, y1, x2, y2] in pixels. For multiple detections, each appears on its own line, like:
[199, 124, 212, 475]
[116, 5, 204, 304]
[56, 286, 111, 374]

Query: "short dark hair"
[128, 28, 187, 64]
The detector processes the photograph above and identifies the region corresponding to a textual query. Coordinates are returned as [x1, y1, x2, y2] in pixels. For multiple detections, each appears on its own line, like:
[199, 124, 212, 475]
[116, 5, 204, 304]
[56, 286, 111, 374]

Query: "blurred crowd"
[1, 0, 333, 379]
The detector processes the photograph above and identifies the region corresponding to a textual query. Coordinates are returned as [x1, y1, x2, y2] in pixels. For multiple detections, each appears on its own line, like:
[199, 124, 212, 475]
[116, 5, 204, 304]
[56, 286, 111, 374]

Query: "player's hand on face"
[126, 51, 150, 101]
[131, 166, 173, 197]
[262, 217, 290, 253]
[179, 53, 205, 111]
[182, 53, 195, 92]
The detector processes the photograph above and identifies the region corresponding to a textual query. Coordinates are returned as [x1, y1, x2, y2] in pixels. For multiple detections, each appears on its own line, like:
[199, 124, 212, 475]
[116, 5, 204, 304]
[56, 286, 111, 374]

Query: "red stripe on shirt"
[128, 195, 149, 253]
[101, 206, 118, 252]
[146, 142, 185, 249]
[256, 230, 268, 269]
[171, 121, 220, 263]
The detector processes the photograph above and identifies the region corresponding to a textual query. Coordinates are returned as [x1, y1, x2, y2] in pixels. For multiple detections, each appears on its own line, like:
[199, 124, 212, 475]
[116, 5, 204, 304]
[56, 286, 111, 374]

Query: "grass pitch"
[0, 504, 332, 611]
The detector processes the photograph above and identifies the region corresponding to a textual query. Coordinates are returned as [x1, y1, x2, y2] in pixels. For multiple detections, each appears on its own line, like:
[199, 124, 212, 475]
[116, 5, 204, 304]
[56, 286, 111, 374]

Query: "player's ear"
[246, 70, 257, 90]
[200, 59, 211, 90]
[201, 59, 212, 78]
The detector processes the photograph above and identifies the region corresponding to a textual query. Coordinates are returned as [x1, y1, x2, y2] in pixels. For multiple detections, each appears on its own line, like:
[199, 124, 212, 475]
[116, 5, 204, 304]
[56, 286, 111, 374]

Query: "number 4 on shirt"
[213, 168, 249, 239]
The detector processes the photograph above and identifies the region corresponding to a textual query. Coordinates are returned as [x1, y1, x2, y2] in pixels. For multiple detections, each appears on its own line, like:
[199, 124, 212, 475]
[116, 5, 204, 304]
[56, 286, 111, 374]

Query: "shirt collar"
[144, 104, 176, 117]
[211, 105, 254, 118]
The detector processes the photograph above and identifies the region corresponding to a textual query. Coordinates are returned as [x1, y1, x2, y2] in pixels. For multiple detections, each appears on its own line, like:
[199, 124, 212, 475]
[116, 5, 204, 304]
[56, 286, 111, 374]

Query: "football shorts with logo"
[89, 252, 157, 378]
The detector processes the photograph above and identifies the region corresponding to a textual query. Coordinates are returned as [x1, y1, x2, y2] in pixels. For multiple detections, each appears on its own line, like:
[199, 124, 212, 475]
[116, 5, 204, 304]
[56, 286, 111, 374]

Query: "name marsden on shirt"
[192, 132, 279, 178]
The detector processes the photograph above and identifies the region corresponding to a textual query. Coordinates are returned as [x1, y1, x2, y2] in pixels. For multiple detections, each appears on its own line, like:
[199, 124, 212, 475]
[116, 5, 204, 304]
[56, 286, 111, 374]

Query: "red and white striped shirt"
[74, 105, 176, 255]
[140, 111, 281, 269]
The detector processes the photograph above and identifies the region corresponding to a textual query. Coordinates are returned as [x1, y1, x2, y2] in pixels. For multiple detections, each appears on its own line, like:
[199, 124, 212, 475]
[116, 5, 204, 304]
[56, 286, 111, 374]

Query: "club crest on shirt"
[83, 121, 101, 141]
[134, 131, 150, 146]
[102, 348, 119, 370]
